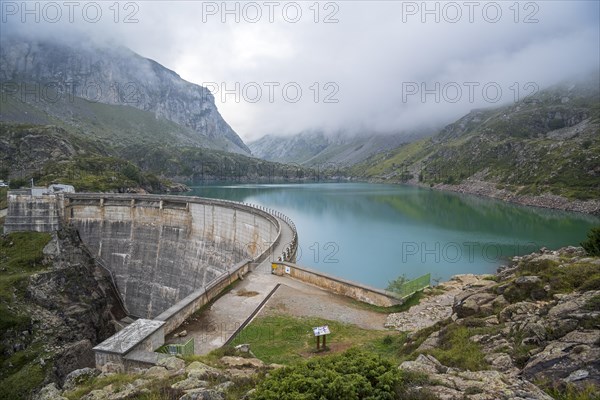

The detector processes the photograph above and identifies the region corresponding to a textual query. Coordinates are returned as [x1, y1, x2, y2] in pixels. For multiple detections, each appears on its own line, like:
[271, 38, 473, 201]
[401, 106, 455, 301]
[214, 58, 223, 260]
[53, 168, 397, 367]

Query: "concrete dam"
[5, 191, 297, 319]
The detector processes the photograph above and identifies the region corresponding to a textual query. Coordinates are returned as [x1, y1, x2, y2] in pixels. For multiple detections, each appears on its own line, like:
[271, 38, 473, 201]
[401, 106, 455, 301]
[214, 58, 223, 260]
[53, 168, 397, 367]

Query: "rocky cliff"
[0, 34, 249, 155]
[0, 227, 126, 399]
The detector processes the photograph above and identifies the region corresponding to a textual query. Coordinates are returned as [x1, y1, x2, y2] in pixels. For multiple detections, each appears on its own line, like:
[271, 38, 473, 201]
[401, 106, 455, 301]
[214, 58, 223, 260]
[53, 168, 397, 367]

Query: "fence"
[394, 273, 431, 299]
[156, 338, 194, 357]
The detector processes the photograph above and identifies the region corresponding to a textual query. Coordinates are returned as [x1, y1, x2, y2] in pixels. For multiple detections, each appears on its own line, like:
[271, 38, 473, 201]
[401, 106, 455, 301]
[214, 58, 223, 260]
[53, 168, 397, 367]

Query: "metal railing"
[76, 230, 137, 318]
[242, 202, 298, 263]
[393, 273, 431, 299]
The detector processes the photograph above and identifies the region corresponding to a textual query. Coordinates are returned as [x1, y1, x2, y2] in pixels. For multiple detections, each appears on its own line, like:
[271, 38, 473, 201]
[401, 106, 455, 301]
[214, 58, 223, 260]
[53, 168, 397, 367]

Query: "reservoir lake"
[185, 183, 600, 289]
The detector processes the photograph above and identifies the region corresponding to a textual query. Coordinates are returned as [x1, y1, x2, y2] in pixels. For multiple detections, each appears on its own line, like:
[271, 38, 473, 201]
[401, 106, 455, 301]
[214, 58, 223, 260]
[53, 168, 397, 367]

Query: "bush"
[581, 227, 600, 256]
[9, 178, 28, 189]
[251, 349, 428, 400]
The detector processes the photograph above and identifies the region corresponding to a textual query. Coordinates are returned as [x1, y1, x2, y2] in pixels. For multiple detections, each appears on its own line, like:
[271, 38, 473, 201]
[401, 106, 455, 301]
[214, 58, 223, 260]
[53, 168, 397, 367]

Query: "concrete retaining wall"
[65, 194, 281, 318]
[155, 259, 253, 334]
[272, 262, 401, 307]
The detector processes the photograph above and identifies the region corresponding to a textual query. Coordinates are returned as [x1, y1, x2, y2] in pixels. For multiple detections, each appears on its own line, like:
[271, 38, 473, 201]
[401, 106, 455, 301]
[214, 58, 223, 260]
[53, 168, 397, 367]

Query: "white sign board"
[313, 325, 330, 337]
[285, 266, 291, 274]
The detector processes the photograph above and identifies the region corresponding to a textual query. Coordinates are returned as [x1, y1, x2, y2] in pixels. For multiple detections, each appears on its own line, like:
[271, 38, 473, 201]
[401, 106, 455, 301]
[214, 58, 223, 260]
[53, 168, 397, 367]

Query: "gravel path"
[260, 279, 387, 331]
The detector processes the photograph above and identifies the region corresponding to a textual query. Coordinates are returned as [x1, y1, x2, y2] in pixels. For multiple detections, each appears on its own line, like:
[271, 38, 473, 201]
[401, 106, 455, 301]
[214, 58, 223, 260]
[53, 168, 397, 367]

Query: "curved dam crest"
[65, 194, 282, 318]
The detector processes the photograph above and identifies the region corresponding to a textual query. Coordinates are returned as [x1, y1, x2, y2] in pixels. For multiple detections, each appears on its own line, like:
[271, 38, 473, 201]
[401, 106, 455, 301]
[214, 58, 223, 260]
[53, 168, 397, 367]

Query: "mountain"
[352, 77, 600, 211]
[0, 35, 305, 192]
[248, 130, 428, 167]
[0, 34, 250, 154]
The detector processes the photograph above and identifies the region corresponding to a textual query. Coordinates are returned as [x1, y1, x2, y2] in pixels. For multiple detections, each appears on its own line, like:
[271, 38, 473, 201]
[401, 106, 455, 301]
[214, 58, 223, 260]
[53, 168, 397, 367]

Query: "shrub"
[251, 349, 429, 400]
[581, 227, 600, 256]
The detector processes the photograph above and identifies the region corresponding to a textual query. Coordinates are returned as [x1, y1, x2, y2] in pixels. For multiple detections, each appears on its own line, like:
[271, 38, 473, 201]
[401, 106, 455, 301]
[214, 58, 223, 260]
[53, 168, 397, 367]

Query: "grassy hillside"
[352, 81, 600, 200]
[0, 94, 297, 192]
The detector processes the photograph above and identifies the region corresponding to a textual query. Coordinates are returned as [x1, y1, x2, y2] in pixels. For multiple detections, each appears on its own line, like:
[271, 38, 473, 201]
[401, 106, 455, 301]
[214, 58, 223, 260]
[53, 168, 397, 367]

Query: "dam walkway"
[178, 214, 296, 354]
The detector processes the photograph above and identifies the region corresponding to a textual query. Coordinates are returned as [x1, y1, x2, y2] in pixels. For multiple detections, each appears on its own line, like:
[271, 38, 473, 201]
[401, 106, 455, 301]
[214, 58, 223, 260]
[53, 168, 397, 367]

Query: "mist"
[1, 0, 598, 141]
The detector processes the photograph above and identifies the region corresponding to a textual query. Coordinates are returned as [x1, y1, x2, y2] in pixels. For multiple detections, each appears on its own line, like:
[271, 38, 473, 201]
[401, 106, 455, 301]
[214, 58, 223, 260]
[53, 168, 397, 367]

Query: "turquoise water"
[185, 183, 599, 289]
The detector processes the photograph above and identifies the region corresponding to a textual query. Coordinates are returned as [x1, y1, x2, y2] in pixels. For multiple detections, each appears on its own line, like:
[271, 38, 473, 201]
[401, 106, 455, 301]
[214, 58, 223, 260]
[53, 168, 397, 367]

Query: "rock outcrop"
[1, 226, 126, 396]
[395, 246, 600, 399]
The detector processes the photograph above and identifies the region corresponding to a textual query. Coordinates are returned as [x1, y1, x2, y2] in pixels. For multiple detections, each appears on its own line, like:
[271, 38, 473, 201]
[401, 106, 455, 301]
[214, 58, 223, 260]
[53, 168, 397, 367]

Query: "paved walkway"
[170, 216, 296, 354]
[262, 280, 387, 331]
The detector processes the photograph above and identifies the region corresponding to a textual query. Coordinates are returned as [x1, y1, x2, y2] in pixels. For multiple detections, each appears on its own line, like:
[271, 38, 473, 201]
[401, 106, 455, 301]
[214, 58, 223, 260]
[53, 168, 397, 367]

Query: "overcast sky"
[1, 1, 599, 141]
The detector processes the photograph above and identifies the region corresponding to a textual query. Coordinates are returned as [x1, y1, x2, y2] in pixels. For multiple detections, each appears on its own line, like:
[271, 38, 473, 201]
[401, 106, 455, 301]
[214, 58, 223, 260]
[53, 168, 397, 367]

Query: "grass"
[0, 350, 49, 400]
[0, 233, 53, 399]
[542, 382, 600, 400]
[229, 314, 396, 365]
[0, 232, 52, 332]
[425, 325, 488, 371]
[583, 294, 600, 311]
[503, 258, 600, 303]
[64, 373, 144, 400]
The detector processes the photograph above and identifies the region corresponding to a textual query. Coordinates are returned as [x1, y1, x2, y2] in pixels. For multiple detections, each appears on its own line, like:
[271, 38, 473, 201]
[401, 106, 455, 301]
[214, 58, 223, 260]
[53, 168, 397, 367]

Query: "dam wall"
[64, 194, 282, 318]
[272, 261, 402, 307]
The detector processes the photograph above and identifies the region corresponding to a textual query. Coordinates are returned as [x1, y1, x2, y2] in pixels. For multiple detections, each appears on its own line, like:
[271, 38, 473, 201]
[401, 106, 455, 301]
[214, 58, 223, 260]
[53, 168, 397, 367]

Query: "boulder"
[453, 292, 496, 318]
[416, 331, 440, 352]
[37, 383, 68, 400]
[81, 389, 109, 400]
[186, 361, 223, 379]
[214, 381, 235, 392]
[171, 376, 208, 390]
[399, 354, 447, 375]
[145, 366, 170, 379]
[498, 301, 542, 323]
[179, 388, 225, 400]
[158, 356, 185, 371]
[484, 353, 514, 372]
[62, 367, 100, 391]
[220, 356, 264, 369]
[522, 330, 600, 387]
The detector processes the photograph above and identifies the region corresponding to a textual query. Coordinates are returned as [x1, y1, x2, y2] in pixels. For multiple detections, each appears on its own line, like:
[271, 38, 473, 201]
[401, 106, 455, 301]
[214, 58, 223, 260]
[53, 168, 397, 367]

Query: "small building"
[3, 184, 75, 234]
[93, 319, 166, 371]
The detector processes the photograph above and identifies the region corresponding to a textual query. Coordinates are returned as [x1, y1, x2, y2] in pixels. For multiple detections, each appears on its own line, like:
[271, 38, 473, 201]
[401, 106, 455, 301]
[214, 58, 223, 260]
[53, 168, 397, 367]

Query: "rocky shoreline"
[362, 176, 600, 216]
[433, 178, 600, 216]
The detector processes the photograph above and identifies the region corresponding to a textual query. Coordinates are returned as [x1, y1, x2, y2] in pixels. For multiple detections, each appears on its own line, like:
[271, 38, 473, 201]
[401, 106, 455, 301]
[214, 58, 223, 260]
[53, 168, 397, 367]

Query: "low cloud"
[1, 1, 598, 141]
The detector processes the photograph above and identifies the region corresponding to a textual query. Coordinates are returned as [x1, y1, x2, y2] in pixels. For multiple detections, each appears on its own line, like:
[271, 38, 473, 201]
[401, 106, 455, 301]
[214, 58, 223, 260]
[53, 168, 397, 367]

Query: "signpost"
[313, 325, 331, 351]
